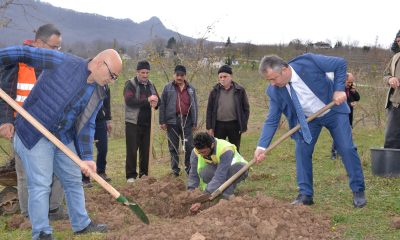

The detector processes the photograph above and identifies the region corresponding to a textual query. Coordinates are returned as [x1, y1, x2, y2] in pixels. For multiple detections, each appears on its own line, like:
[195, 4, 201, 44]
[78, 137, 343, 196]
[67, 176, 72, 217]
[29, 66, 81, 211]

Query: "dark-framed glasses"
[42, 40, 61, 50]
[104, 61, 118, 81]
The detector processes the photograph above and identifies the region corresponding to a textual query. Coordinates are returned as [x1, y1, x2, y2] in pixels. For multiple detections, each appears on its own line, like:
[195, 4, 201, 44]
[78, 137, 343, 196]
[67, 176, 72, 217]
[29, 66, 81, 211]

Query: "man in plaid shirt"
[0, 45, 122, 239]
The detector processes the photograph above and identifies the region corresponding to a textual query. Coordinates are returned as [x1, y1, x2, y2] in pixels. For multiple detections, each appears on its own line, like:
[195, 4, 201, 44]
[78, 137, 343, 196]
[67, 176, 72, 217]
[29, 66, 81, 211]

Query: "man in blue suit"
[254, 54, 366, 208]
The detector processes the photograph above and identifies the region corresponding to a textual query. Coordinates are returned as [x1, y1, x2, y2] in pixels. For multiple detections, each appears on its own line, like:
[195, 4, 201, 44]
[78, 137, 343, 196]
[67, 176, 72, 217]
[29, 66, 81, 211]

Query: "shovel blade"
[117, 195, 149, 224]
[127, 202, 149, 224]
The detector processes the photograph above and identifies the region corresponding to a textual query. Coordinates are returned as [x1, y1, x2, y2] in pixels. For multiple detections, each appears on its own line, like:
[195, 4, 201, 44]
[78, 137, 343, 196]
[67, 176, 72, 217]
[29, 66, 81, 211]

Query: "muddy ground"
[7, 176, 342, 239]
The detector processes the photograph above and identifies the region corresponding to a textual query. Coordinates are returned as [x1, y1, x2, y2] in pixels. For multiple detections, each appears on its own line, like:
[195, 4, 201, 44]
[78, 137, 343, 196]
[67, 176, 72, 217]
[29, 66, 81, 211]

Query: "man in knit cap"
[124, 60, 160, 182]
[206, 64, 250, 152]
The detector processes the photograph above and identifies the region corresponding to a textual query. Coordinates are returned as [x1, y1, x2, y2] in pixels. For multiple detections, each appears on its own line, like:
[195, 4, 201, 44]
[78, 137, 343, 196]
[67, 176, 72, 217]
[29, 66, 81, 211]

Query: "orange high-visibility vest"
[14, 63, 36, 117]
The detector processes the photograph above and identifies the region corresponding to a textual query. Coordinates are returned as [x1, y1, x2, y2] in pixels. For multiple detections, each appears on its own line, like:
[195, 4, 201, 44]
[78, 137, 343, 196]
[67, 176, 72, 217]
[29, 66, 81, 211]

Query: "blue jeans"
[14, 134, 90, 239]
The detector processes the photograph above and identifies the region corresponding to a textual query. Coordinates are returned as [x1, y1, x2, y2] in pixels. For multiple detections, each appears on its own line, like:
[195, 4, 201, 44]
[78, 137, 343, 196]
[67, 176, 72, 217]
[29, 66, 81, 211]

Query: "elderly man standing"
[206, 65, 250, 152]
[124, 60, 159, 182]
[0, 45, 122, 239]
[254, 54, 366, 208]
[159, 65, 198, 176]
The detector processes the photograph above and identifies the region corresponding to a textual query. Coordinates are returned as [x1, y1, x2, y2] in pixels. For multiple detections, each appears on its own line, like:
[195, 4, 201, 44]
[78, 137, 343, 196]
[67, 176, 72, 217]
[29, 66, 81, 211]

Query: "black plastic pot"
[370, 148, 400, 177]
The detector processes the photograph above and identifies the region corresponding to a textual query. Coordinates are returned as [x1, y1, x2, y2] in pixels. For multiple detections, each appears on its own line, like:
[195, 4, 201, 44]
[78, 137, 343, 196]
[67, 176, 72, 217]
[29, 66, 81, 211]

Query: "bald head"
[346, 72, 355, 87]
[88, 49, 123, 86]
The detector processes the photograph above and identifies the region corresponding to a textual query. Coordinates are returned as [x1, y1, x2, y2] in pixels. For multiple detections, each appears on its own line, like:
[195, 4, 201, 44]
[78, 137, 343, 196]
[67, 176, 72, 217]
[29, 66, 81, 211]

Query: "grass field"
[0, 54, 399, 239]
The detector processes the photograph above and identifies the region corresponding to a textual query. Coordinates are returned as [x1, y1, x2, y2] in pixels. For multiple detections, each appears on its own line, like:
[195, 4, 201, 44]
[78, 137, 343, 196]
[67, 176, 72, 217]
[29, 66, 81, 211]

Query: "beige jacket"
[384, 52, 400, 108]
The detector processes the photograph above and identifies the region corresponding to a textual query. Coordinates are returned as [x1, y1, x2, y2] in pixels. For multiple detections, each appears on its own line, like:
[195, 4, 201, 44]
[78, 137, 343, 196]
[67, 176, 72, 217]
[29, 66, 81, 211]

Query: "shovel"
[0, 88, 149, 224]
[192, 101, 336, 204]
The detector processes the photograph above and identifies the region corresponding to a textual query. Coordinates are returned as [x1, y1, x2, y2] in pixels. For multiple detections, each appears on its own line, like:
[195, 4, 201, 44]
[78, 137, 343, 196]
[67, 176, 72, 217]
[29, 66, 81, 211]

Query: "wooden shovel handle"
[0, 88, 120, 199]
[148, 107, 155, 175]
[209, 101, 336, 200]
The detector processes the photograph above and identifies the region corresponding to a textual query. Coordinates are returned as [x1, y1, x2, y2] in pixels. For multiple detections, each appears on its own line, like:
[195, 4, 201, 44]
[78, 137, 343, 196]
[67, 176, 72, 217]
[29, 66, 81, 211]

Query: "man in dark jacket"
[206, 65, 250, 152]
[124, 60, 160, 182]
[159, 65, 198, 176]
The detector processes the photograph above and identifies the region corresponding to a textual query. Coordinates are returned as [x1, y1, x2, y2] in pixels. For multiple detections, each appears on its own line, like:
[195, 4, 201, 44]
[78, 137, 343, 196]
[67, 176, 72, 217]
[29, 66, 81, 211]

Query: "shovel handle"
[209, 101, 335, 200]
[0, 88, 120, 199]
[148, 107, 155, 175]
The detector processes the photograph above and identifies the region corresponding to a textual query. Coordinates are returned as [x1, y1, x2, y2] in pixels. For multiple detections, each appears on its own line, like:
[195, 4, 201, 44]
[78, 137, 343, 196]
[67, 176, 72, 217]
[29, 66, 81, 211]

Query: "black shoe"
[82, 179, 93, 188]
[38, 231, 54, 240]
[98, 173, 111, 182]
[170, 171, 179, 177]
[48, 205, 69, 221]
[74, 221, 108, 235]
[291, 194, 314, 205]
[353, 191, 366, 208]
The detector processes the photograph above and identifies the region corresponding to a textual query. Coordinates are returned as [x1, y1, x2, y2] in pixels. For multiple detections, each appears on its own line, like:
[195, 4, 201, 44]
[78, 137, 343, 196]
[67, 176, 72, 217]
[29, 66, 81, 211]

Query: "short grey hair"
[258, 55, 289, 75]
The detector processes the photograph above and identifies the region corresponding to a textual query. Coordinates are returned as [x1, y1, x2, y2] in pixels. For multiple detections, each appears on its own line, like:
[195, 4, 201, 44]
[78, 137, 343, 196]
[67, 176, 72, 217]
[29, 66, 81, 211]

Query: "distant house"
[198, 58, 209, 67]
[212, 60, 225, 68]
[121, 53, 131, 60]
[313, 41, 332, 49]
[213, 46, 225, 50]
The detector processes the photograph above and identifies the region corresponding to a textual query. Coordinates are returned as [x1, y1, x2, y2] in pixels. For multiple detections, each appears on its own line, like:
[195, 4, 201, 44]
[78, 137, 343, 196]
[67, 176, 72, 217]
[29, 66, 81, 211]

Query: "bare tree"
[0, 0, 14, 28]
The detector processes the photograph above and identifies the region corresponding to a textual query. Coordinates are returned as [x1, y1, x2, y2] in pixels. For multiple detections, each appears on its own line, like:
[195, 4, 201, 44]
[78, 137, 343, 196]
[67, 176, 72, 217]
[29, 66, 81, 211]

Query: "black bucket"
[370, 148, 400, 177]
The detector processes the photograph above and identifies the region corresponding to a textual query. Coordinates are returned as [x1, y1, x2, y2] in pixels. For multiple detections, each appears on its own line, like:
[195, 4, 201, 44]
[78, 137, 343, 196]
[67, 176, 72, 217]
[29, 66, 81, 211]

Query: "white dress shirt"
[286, 66, 329, 117]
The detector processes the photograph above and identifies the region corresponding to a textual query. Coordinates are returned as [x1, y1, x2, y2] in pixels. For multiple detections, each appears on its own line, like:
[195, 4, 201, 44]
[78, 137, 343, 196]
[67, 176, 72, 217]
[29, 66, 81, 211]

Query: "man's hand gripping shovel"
[0, 88, 150, 224]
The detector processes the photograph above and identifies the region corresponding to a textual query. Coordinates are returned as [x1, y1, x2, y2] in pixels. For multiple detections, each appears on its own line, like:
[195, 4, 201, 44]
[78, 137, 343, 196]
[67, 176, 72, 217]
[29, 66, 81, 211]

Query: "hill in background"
[0, 0, 194, 47]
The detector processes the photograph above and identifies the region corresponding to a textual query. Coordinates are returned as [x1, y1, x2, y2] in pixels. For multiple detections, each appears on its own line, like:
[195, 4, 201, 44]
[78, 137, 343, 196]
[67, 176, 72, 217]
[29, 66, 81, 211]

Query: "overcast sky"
[42, 0, 399, 48]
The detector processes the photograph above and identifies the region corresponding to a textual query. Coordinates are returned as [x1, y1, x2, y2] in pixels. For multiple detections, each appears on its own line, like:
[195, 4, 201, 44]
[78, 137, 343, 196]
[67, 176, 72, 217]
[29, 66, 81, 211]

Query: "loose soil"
[7, 176, 341, 239]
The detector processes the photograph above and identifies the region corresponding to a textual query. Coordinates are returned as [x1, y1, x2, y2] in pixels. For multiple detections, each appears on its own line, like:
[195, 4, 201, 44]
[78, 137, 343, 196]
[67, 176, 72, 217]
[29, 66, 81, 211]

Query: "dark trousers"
[167, 115, 193, 175]
[83, 120, 108, 181]
[384, 105, 400, 148]
[125, 122, 150, 179]
[214, 120, 242, 152]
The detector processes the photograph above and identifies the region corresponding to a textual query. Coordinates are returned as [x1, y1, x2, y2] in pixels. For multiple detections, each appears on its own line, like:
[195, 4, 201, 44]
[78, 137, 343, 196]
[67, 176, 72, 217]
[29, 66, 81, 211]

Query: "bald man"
[0, 45, 121, 239]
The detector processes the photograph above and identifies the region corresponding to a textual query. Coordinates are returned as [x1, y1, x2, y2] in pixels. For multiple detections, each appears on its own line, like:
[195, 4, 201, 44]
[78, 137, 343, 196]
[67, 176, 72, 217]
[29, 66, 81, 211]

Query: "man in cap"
[206, 64, 250, 152]
[124, 60, 159, 182]
[159, 65, 198, 176]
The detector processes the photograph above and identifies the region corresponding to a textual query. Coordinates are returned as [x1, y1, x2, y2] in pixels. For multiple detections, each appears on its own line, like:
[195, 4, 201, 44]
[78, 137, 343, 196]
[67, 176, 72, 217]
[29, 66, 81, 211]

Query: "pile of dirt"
[7, 176, 341, 239]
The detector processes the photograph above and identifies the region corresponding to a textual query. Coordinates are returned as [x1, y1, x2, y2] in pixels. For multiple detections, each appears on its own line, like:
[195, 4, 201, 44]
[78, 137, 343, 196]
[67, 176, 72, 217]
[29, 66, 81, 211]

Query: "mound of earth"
[7, 176, 341, 239]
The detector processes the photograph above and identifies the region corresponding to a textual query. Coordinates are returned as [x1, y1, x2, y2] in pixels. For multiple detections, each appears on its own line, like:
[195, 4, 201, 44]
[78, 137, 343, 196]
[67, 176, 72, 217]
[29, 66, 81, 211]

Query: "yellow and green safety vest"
[194, 138, 247, 191]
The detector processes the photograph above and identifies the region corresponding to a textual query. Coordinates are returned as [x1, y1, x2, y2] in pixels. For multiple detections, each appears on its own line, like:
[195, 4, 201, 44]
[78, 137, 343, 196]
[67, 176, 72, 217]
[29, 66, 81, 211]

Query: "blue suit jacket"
[257, 53, 350, 148]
